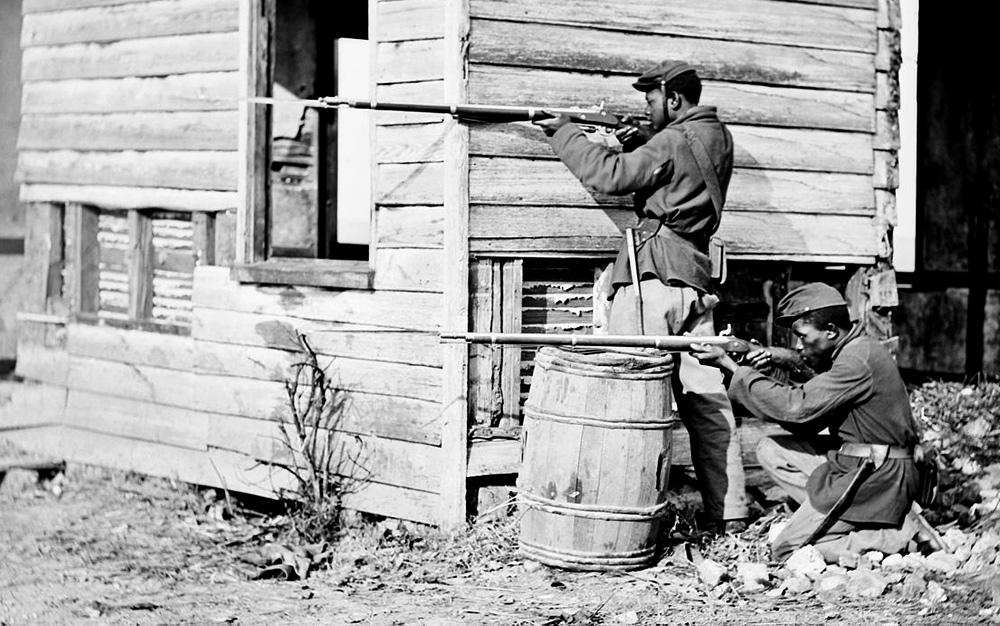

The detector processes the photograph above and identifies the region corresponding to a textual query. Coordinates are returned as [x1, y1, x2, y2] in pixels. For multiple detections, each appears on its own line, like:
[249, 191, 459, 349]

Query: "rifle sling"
[678, 126, 724, 225]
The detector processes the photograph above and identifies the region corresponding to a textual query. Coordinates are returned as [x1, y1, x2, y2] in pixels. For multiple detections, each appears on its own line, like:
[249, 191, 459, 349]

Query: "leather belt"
[838, 443, 913, 460]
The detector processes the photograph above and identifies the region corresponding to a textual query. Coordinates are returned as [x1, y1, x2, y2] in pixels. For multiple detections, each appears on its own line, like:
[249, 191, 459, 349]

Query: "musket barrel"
[439, 332, 750, 352]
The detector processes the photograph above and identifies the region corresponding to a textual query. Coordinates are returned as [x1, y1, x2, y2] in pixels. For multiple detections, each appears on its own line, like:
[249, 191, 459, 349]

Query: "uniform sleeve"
[548, 123, 675, 195]
[728, 354, 873, 430]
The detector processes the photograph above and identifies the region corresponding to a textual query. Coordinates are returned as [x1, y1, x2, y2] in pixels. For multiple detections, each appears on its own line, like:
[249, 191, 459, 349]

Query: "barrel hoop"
[520, 490, 670, 520]
[523, 405, 677, 430]
[536, 359, 673, 381]
[519, 539, 656, 565]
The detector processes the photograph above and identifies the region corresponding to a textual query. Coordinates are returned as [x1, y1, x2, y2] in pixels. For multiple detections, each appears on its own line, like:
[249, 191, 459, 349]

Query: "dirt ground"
[0, 440, 993, 626]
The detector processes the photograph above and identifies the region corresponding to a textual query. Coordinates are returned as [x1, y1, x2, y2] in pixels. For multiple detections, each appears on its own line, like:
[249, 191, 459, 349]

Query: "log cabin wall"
[3, 0, 460, 526]
[1, 0, 26, 362]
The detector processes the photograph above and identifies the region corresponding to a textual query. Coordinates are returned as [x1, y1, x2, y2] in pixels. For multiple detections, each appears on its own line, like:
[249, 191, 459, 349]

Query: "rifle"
[440, 332, 753, 353]
[249, 96, 648, 133]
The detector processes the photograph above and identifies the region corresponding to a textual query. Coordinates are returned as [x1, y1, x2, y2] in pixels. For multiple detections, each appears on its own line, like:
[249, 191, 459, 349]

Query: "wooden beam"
[126, 210, 155, 320]
[439, 0, 470, 528]
[18, 111, 238, 151]
[65, 203, 100, 314]
[192, 212, 217, 266]
[20, 184, 236, 212]
[499, 259, 523, 429]
[21, 73, 238, 114]
[236, 0, 271, 265]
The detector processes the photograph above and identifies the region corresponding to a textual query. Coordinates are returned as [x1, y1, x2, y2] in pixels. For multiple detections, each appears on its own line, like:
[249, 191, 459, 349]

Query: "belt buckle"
[868, 444, 890, 470]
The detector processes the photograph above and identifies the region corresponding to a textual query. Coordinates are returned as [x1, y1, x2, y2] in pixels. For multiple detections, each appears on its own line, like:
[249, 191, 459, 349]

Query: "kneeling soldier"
[691, 282, 933, 562]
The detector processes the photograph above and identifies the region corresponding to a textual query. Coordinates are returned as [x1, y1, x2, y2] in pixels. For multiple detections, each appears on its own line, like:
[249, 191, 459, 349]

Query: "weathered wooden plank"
[374, 80, 448, 126]
[769, 0, 876, 9]
[440, 0, 471, 528]
[18, 111, 238, 151]
[64, 388, 209, 449]
[0, 382, 66, 430]
[18, 202, 63, 317]
[373, 248, 443, 293]
[875, 110, 900, 150]
[470, 123, 874, 175]
[874, 149, 899, 190]
[191, 340, 442, 403]
[470, 66, 874, 133]
[67, 323, 194, 370]
[17, 150, 237, 191]
[22, 32, 239, 81]
[206, 414, 441, 492]
[14, 342, 69, 387]
[21, 0, 238, 47]
[469, 158, 874, 215]
[22, 73, 238, 114]
[192, 212, 216, 265]
[192, 266, 443, 331]
[377, 39, 444, 84]
[192, 307, 442, 367]
[471, 0, 876, 53]
[470, 206, 878, 259]
[376, 122, 446, 164]
[376, 205, 444, 249]
[126, 210, 155, 319]
[470, 20, 876, 93]
[378, 0, 444, 42]
[876, 70, 899, 111]
[20, 184, 236, 212]
[23, 0, 159, 13]
[377, 162, 444, 206]
[65, 203, 100, 314]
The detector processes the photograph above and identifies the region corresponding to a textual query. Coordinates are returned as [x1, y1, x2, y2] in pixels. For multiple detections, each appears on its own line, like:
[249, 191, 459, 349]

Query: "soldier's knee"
[756, 436, 779, 469]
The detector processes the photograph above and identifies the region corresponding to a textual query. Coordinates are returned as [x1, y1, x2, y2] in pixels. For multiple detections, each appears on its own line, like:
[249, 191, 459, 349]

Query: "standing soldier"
[533, 60, 749, 530]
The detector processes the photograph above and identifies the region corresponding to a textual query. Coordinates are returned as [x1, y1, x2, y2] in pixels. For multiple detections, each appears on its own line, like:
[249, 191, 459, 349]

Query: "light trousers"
[608, 279, 749, 520]
[757, 435, 916, 562]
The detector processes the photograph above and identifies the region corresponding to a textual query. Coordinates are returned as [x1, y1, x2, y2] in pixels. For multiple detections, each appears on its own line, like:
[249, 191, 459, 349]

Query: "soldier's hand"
[533, 113, 572, 136]
[615, 123, 654, 153]
[690, 343, 739, 375]
[744, 348, 774, 373]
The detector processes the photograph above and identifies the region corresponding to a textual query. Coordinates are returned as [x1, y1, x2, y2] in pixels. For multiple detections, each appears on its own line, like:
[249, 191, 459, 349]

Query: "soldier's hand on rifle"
[615, 123, 654, 153]
[533, 112, 572, 136]
[690, 343, 739, 376]
[744, 347, 774, 373]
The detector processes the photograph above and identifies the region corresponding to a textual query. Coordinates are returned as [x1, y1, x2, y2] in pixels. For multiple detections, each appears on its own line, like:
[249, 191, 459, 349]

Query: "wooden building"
[1, 0, 904, 527]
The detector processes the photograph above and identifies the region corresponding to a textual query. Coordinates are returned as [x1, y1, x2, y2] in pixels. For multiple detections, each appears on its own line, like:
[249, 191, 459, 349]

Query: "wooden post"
[237, 0, 272, 265]
[65, 203, 100, 315]
[440, 0, 471, 528]
[193, 212, 217, 266]
[126, 209, 154, 321]
[499, 259, 523, 429]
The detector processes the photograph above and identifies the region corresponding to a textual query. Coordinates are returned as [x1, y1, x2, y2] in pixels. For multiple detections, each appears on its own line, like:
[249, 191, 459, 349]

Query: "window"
[238, 0, 373, 288]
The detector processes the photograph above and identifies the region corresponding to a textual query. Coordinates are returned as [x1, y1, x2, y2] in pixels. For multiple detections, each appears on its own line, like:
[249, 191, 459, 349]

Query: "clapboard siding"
[470, 124, 873, 175]
[377, 162, 444, 206]
[193, 266, 443, 332]
[377, 0, 444, 42]
[17, 150, 237, 190]
[471, 0, 876, 53]
[469, 67, 874, 133]
[377, 39, 445, 84]
[18, 112, 238, 151]
[470, 20, 875, 93]
[470, 206, 877, 260]
[21, 0, 238, 47]
[20, 185, 237, 211]
[21, 73, 238, 114]
[468, 158, 873, 215]
[192, 307, 443, 368]
[23, 0, 159, 13]
[377, 122, 446, 163]
[373, 247, 444, 292]
[22, 32, 240, 81]
[377, 205, 444, 249]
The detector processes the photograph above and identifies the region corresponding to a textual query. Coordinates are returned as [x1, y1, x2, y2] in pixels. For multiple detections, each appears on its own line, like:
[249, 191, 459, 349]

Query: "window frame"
[235, 0, 375, 289]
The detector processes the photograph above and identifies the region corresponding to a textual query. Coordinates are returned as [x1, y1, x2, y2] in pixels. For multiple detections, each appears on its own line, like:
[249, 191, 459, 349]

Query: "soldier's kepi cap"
[774, 282, 848, 327]
[632, 60, 697, 92]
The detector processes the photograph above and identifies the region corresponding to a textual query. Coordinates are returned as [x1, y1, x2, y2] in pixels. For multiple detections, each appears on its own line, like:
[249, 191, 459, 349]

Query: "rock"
[925, 551, 960, 575]
[768, 521, 789, 545]
[838, 552, 860, 570]
[816, 574, 848, 596]
[923, 580, 948, 605]
[962, 552, 993, 574]
[697, 559, 728, 587]
[901, 553, 928, 571]
[522, 560, 542, 573]
[825, 565, 848, 577]
[863, 551, 885, 566]
[614, 610, 639, 624]
[881, 553, 906, 570]
[845, 570, 888, 598]
[736, 562, 770, 591]
[782, 576, 813, 595]
[883, 572, 904, 585]
[942, 528, 971, 552]
[786, 545, 827, 580]
[974, 532, 1000, 555]
[984, 568, 1000, 607]
[900, 571, 927, 598]
[954, 546, 972, 564]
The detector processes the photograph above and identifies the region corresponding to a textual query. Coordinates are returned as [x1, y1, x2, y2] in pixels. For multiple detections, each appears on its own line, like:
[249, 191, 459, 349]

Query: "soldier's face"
[644, 89, 667, 129]
[791, 319, 838, 370]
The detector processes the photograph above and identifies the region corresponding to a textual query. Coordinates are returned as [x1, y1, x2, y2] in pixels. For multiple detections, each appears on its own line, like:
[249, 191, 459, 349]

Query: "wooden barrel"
[518, 346, 676, 571]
